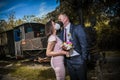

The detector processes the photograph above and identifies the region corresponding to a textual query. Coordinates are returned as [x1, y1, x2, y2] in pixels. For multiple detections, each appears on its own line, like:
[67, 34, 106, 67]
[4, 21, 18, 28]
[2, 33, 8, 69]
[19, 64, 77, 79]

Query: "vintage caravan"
[0, 23, 47, 59]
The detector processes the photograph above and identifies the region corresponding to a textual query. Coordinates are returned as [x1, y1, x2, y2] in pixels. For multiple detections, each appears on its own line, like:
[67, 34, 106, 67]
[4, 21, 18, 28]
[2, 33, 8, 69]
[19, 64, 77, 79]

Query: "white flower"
[68, 33, 72, 40]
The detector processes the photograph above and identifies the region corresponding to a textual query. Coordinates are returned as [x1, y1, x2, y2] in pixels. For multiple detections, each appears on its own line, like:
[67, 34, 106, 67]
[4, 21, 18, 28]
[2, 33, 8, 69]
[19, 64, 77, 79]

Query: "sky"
[0, 0, 59, 20]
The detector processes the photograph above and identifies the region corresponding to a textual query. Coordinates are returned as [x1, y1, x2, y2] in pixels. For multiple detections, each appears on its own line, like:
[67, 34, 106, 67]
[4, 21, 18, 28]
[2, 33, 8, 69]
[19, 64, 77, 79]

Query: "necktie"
[64, 28, 67, 42]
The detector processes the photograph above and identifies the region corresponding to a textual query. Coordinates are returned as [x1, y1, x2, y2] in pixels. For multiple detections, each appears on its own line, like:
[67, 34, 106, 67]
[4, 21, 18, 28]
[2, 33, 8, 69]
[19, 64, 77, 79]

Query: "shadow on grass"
[0, 67, 17, 80]
[20, 59, 50, 66]
[0, 57, 17, 76]
[38, 68, 56, 80]
[0, 68, 16, 75]
[38, 68, 70, 80]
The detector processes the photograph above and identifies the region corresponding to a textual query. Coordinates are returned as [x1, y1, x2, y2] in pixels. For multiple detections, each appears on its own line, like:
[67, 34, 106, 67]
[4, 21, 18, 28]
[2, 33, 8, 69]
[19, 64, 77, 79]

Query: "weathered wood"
[25, 32, 34, 39]
[22, 37, 47, 50]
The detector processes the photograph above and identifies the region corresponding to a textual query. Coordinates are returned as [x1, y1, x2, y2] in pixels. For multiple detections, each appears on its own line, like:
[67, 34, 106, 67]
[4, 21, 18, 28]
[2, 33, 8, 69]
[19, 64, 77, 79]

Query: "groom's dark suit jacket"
[59, 24, 88, 62]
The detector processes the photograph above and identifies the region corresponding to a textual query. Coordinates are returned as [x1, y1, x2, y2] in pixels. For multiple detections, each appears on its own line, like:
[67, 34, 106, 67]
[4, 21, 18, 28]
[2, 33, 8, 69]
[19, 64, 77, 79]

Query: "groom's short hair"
[58, 12, 68, 17]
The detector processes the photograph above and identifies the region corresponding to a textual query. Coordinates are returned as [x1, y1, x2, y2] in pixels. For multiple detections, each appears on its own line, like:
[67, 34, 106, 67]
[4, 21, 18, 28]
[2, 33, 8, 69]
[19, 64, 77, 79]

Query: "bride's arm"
[46, 41, 68, 57]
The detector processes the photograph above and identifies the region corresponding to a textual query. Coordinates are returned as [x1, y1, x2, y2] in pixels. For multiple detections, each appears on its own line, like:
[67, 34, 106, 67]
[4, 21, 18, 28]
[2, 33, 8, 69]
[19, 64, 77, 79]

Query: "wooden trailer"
[0, 23, 47, 59]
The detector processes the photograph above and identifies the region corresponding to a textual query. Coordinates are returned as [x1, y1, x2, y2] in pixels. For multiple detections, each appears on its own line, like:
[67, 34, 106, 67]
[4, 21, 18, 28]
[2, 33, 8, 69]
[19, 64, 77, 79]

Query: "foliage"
[54, 0, 120, 50]
[96, 22, 120, 50]
[7, 12, 16, 29]
[0, 20, 7, 32]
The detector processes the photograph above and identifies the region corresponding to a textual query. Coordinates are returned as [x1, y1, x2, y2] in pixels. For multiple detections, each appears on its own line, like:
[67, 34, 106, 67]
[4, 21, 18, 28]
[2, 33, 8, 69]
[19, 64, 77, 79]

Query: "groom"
[58, 13, 88, 80]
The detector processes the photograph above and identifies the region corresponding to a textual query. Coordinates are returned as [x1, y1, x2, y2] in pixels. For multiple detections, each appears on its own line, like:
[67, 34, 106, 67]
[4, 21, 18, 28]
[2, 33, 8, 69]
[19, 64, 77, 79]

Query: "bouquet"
[62, 41, 73, 57]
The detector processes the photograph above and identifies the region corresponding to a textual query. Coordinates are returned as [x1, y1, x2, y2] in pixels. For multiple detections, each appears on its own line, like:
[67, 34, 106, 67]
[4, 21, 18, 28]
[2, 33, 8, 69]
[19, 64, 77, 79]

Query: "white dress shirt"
[65, 23, 80, 57]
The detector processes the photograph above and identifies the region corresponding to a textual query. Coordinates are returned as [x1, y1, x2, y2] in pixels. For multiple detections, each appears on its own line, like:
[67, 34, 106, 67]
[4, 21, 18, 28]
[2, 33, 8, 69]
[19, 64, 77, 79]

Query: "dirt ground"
[0, 51, 120, 80]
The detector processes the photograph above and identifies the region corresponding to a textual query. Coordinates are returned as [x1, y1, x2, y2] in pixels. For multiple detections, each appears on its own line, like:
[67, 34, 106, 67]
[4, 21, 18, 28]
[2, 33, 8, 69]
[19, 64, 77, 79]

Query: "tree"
[54, 0, 120, 50]
[0, 20, 7, 32]
[22, 15, 41, 23]
[7, 11, 16, 30]
[15, 19, 24, 26]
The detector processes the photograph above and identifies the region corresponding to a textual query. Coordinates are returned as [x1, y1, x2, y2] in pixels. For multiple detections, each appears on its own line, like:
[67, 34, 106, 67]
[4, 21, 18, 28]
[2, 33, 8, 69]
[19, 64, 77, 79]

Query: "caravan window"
[26, 27, 32, 33]
[40, 27, 45, 36]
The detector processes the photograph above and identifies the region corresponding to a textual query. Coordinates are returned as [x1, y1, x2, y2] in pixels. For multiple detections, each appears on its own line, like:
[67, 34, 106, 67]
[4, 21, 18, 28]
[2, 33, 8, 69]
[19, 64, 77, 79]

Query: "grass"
[1, 51, 119, 80]
[11, 66, 56, 80]
[10, 65, 70, 80]
[0, 59, 70, 80]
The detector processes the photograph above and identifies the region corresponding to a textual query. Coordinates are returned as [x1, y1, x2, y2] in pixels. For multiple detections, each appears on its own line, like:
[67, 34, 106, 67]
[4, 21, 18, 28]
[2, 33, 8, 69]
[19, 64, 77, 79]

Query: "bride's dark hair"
[45, 20, 54, 37]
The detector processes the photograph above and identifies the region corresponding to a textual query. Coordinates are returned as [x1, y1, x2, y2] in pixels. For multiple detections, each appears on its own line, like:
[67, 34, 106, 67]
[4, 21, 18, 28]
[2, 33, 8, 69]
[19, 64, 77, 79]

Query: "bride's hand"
[61, 50, 69, 55]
